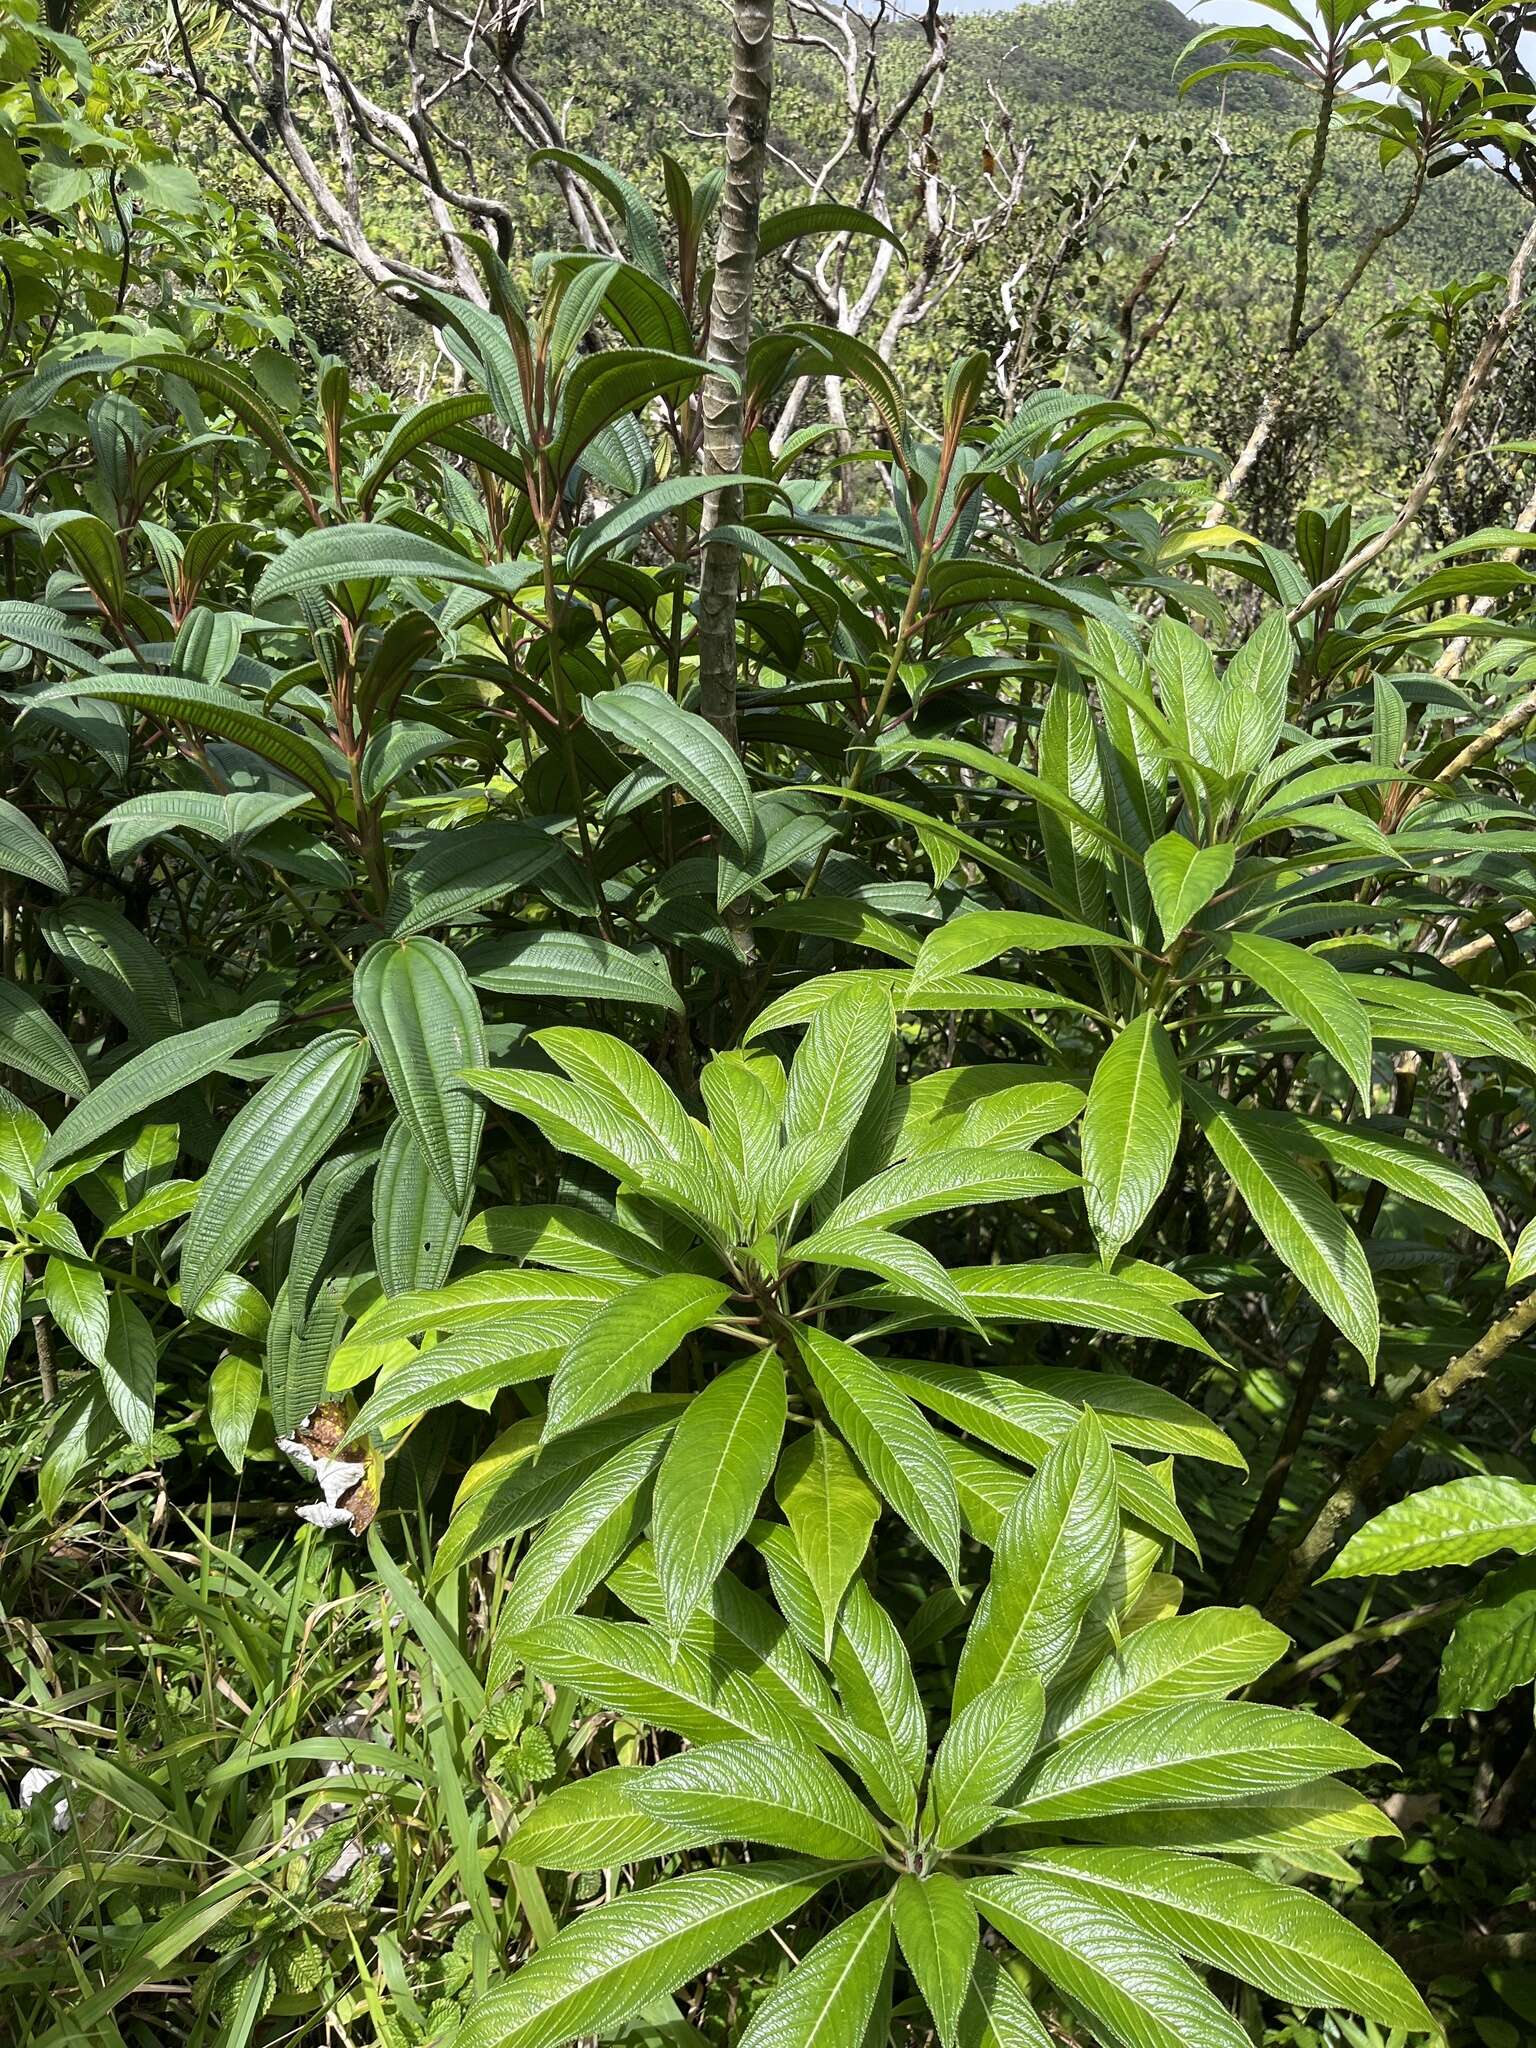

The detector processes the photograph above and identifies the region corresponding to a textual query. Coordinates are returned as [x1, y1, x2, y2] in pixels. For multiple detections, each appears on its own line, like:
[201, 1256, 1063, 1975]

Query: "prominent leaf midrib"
[1019, 1850, 1405, 1999]
[664, 1355, 778, 1607]
[455, 1862, 830, 2048]
[43, 1002, 282, 1167]
[637, 1770, 875, 1859]
[990, 1472, 1090, 1675]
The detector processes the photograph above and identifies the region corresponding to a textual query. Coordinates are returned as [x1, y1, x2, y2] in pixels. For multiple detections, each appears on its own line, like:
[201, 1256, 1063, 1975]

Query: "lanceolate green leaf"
[759, 200, 906, 257]
[774, 1423, 880, 1655]
[1188, 1084, 1379, 1369]
[893, 1873, 978, 2048]
[1439, 1559, 1536, 1712]
[357, 391, 496, 511]
[1051, 1777, 1399, 1876]
[0, 980, 89, 1097]
[1143, 835, 1233, 940]
[972, 1873, 1253, 2048]
[508, 1767, 700, 1870]
[737, 1895, 893, 2048]
[435, 1407, 686, 1579]
[1046, 1607, 1290, 1743]
[625, 1738, 883, 1860]
[179, 1033, 369, 1312]
[252, 521, 538, 604]
[1325, 1474, 1536, 1576]
[899, 1363, 1199, 1551]
[353, 937, 486, 1210]
[543, 1273, 730, 1438]
[909, 910, 1127, 991]
[797, 1326, 962, 1582]
[1285, 1112, 1503, 1244]
[0, 796, 68, 892]
[933, 1264, 1217, 1356]
[586, 683, 756, 851]
[30, 676, 338, 800]
[39, 902, 180, 1043]
[930, 1678, 1046, 1845]
[1224, 933, 1373, 1101]
[832, 1578, 928, 1780]
[955, 1410, 1119, 1709]
[1015, 1849, 1430, 2031]
[652, 1351, 787, 1639]
[453, 1863, 834, 2048]
[384, 820, 565, 938]
[1081, 1013, 1182, 1260]
[348, 1314, 588, 1442]
[568, 471, 771, 572]
[816, 1147, 1079, 1235]
[958, 1948, 1054, 2048]
[42, 1002, 282, 1167]
[504, 1615, 812, 1747]
[99, 1291, 156, 1445]
[464, 930, 681, 1013]
[208, 1354, 262, 1472]
[372, 1118, 469, 1298]
[342, 1269, 617, 1349]
[499, 1425, 670, 1638]
[1007, 1699, 1383, 1822]
[44, 1255, 109, 1365]
[781, 976, 894, 1164]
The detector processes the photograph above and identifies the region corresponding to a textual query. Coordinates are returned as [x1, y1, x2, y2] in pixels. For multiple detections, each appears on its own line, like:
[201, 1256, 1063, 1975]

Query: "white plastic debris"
[277, 1433, 367, 1531]
[18, 1766, 70, 1833]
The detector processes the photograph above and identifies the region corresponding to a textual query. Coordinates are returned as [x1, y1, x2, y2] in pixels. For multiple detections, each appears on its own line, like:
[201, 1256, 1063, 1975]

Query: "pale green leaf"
[1326, 1475, 1536, 1576]
[1439, 1559, 1536, 1713]
[955, 1410, 1119, 1709]
[1007, 1700, 1384, 1822]
[543, 1273, 730, 1438]
[1015, 1848, 1430, 2032]
[893, 1873, 978, 2047]
[1081, 1014, 1182, 1260]
[797, 1326, 961, 1581]
[972, 1872, 1252, 2048]
[1144, 836, 1233, 941]
[1189, 1084, 1378, 1368]
[509, 1766, 700, 1870]
[208, 1354, 263, 1472]
[453, 1863, 833, 2048]
[737, 1896, 893, 2048]
[653, 1351, 787, 1638]
[774, 1424, 880, 1655]
[625, 1738, 882, 1861]
[1225, 933, 1373, 1101]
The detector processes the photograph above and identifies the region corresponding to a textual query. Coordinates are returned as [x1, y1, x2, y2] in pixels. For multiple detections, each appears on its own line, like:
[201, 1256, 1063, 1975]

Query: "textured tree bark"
[697, 0, 775, 752]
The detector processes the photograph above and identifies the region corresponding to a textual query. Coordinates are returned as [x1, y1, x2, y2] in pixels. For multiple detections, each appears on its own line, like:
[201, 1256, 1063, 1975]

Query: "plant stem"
[1264, 1284, 1536, 1617]
[537, 528, 610, 939]
[696, 0, 775, 752]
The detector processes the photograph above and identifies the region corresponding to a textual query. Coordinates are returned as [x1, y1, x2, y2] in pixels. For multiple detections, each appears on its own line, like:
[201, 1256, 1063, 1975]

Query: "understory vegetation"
[7, 2, 1536, 2045]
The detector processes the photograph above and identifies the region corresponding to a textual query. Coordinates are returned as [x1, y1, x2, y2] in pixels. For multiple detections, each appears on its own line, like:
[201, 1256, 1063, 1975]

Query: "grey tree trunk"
[697, 0, 774, 751]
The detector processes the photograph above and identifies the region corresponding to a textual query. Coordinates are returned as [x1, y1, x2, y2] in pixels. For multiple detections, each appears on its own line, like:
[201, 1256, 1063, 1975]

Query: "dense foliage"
[7, 2, 1536, 2046]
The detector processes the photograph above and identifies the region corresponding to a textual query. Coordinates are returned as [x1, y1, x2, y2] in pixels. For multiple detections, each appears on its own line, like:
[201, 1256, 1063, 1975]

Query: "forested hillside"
[149, 0, 1533, 531]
